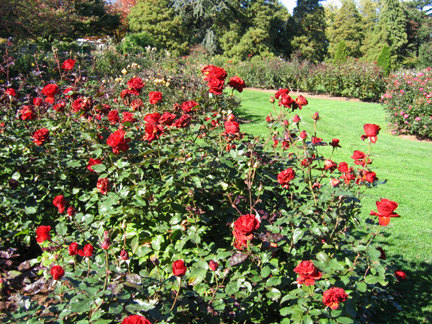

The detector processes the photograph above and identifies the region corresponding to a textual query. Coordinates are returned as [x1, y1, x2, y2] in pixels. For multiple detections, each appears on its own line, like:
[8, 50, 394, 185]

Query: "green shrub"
[119, 32, 157, 54]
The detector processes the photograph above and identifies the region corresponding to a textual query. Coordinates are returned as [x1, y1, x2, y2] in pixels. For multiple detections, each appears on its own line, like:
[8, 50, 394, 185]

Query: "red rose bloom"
[148, 91, 162, 104]
[36, 225, 51, 243]
[108, 110, 120, 124]
[395, 270, 407, 282]
[127, 77, 145, 91]
[97, 178, 109, 194]
[120, 250, 129, 260]
[32, 128, 49, 146]
[209, 260, 218, 271]
[53, 195, 66, 214]
[33, 97, 43, 106]
[130, 98, 143, 111]
[294, 260, 322, 286]
[370, 198, 400, 226]
[19, 105, 36, 120]
[53, 101, 66, 112]
[67, 206, 76, 216]
[61, 59, 76, 71]
[6, 88, 16, 97]
[299, 130, 307, 140]
[78, 243, 94, 257]
[234, 214, 260, 236]
[279, 94, 295, 108]
[41, 84, 58, 103]
[122, 315, 152, 324]
[233, 229, 249, 250]
[144, 113, 161, 124]
[275, 88, 289, 99]
[106, 130, 130, 154]
[181, 100, 199, 113]
[224, 120, 240, 134]
[295, 95, 308, 109]
[323, 287, 348, 310]
[292, 114, 301, 123]
[72, 98, 84, 113]
[324, 159, 337, 172]
[122, 112, 137, 123]
[201, 65, 227, 81]
[143, 122, 164, 143]
[207, 77, 225, 95]
[361, 123, 381, 143]
[69, 242, 79, 256]
[351, 150, 371, 166]
[87, 158, 102, 172]
[228, 76, 246, 92]
[175, 114, 191, 128]
[159, 112, 176, 126]
[329, 138, 341, 148]
[51, 265, 65, 280]
[172, 260, 187, 276]
[277, 168, 295, 189]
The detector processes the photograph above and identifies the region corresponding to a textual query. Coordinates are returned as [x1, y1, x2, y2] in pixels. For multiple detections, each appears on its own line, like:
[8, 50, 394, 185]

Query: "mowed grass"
[237, 89, 432, 322]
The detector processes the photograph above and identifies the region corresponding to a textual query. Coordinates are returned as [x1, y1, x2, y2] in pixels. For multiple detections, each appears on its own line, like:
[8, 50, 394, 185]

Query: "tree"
[333, 40, 349, 63]
[0, 0, 120, 41]
[128, 0, 189, 55]
[358, 0, 379, 57]
[326, 0, 364, 60]
[290, 0, 327, 62]
[377, 44, 392, 73]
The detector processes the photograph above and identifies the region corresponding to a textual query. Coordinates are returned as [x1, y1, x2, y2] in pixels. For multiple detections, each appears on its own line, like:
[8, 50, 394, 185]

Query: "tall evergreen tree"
[128, 0, 189, 55]
[326, 0, 364, 60]
[290, 0, 327, 62]
[358, 0, 379, 57]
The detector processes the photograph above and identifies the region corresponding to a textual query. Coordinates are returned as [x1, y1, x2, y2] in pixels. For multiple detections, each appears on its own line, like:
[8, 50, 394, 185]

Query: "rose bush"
[0, 56, 404, 323]
[381, 67, 432, 139]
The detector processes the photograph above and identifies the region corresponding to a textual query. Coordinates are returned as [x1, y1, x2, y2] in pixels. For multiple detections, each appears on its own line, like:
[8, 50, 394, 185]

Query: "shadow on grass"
[236, 105, 263, 125]
[373, 256, 432, 323]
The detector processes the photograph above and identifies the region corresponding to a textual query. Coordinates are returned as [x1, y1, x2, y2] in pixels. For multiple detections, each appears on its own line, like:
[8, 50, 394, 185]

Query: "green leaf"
[91, 164, 106, 172]
[261, 265, 271, 278]
[188, 266, 207, 286]
[56, 222, 68, 236]
[280, 307, 292, 316]
[356, 282, 367, 292]
[151, 235, 164, 251]
[266, 287, 281, 301]
[225, 280, 240, 295]
[316, 251, 330, 264]
[266, 276, 281, 287]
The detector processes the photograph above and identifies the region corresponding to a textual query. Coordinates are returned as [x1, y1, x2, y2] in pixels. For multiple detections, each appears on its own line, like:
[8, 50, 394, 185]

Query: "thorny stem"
[103, 250, 109, 291]
[170, 276, 182, 311]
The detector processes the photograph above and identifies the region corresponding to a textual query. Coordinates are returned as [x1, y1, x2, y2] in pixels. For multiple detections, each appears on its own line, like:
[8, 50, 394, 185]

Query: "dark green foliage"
[333, 41, 349, 63]
[377, 45, 392, 74]
[119, 32, 157, 54]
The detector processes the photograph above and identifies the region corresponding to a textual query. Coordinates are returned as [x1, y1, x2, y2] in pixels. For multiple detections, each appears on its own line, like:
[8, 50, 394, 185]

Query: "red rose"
[234, 214, 260, 236]
[209, 260, 218, 271]
[370, 198, 400, 226]
[122, 314, 152, 324]
[87, 158, 102, 172]
[127, 77, 145, 91]
[201, 65, 227, 81]
[67, 206, 76, 216]
[277, 168, 295, 189]
[36, 225, 51, 243]
[63, 87, 73, 97]
[106, 130, 130, 154]
[53, 195, 66, 214]
[207, 77, 225, 95]
[175, 114, 191, 128]
[233, 229, 249, 250]
[61, 59, 76, 71]
[130, 98, 143, 111]
[122, 112, 137, 123]
[181, 100, 198, 113]
[50, 265, 65, 280]
[72, 98, 84, 113]
[292, 114, 301, 123]
[294, 260, 322, 286]
[224, 120, 240, 134]
[324, 159, 337, 172]
[33, 97, 43, 106]
[97, 178, 109, 194]
[53, 101, 66, 112]
[143, 122, 164, 143]
[322, 287, 348, 310]
[148, 91, 162, 104]
[172, 260, 187, 276]
[41, 84, 58, 102]
[395, 270, 407, 282]
[338, 162, 351, 173]
[275, 88, 289, 99]
[299, 130, 307, 140]
[120, 250, 129, 260]
[159, 112, 176, 126]
[279, 94, 295, 108]
[228, 76, 246, 92]
[108, 110, 120, 124]
[364, 171, 377, 183]
[32, 128, 49, 146]
[69, 242, 79, 256]
[351, 150, 371, 166]
[311, 136, 322, 145]
[19, 105, 36, 120]
[361, 123, 381, 143]
[313, 111, 320, 121]
[329, 138, 341, 148]
[144, 113, 161, 124]
[78, 243, 94, 257]
[295, 95, 308, 108]
[6, 88, 16, 97]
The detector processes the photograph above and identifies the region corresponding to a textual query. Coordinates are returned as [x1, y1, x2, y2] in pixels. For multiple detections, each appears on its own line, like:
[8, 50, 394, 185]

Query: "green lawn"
[237, 89, 432, 322]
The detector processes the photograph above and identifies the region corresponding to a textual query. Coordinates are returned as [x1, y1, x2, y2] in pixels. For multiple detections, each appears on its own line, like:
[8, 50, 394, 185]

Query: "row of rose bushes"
[0, 54, 404, 323]
[381, 67, 432, 139]
[183, 56, 387, 101]
[1, 40, 386, 102]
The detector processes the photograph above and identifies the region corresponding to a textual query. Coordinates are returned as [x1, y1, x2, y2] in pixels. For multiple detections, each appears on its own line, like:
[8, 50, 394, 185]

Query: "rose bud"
[209, 260, 219, 271]
[120, 250, 129, 260]
[172, 260, 187, 277]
